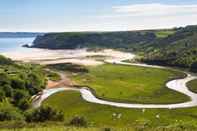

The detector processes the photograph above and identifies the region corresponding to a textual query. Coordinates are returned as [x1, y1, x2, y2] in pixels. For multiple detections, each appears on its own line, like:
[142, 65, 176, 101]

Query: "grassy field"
[0, 127, 126, 131]
[155, 30, 175, 38]
[43, 91, 197, 129]
[2, 126, 196, 131]
[38, 63, 197, 130]
[187, 79, 197, 93]
[72, 64, 189, 104]
[0, 122, 136, 131]
[0, 124, 135, 131]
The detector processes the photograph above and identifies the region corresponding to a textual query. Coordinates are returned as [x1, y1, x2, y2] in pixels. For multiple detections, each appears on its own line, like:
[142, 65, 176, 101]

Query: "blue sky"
[1, 0, 197, 32]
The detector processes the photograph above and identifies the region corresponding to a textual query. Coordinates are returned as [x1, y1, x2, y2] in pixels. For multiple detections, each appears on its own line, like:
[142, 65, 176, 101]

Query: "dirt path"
[46, 71, 73, 89]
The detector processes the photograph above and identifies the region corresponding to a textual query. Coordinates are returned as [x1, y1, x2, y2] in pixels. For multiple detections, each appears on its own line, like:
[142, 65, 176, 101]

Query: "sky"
[0, 0, 197, 32]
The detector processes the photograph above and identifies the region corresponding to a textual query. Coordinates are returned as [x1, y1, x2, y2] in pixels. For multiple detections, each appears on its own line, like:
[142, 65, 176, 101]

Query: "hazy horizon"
[0, 25, 194, 33]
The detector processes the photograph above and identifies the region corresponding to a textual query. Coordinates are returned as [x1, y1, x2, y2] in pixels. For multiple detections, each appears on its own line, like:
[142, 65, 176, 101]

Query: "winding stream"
[32, 55, 197, 109]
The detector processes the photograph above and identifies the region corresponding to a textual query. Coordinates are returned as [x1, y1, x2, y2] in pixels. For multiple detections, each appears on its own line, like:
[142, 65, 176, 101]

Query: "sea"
[0, 37, 35, 53]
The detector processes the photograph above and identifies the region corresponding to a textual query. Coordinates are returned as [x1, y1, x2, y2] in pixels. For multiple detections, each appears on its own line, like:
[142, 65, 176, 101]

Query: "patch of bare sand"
[2, 48, 134, 66]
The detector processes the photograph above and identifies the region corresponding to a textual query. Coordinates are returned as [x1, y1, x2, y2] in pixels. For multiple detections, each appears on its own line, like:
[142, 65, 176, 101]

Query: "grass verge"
[187, 79, 197, 93]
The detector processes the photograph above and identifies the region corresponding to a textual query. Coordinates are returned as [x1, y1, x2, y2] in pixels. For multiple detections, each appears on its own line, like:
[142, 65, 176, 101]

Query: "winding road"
[32, 54, 197, 109]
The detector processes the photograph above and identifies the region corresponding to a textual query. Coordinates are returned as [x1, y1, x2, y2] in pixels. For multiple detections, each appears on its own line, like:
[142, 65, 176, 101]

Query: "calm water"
[0, 37, 35, 53]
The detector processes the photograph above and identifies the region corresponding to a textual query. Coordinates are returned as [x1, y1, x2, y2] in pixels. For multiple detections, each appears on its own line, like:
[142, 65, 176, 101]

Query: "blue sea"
[0, 37, 35, 53]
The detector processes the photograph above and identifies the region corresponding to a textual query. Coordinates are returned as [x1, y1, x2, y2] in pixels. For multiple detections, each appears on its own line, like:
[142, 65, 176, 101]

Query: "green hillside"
[0, 55, 68, 129]
[32, 25, 197, 72]
[0, 55, 46, 117]
[142, 25, 197, 71]
[32, 31, 156, 49]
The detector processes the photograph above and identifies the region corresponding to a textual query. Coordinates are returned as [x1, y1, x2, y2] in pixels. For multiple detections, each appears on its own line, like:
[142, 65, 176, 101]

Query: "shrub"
[17, 99, 30, 111]
[26, 72, 45, 95]
[0, 90, 5, 101]
[13, 89, 29, 103]
[11, 77, 25, 89]
[25, 106, 64, 122]
[0, 73, 10, 86]
[2, 84, 13, 97]
[69, 116, 87, 127]
[103, 128, 111, 131]
[190, 61, 197, 73]
[12, 90, 30, 110]
[0, 100, 23, 121]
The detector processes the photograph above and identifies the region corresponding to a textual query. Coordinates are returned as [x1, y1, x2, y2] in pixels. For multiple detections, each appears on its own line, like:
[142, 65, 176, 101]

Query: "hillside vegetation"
[32, 31, 156, 49]
[0, 55, 65, 127]
[32, 25, 197, 71]
[0, 55, 43, 114]
[142, 25, 197, 71]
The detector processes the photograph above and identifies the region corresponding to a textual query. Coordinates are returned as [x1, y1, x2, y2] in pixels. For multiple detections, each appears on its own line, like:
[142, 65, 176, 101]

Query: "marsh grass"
[72, 64, 189, 104]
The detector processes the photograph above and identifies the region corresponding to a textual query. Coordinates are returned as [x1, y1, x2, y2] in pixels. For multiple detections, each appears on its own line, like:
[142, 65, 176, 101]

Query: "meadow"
[187, 79, 197, 93]
[154, 30, 176, 38]
[39, 64, 197, 129]
[43, 91, 197, 129]
[71, 64, 189, 104]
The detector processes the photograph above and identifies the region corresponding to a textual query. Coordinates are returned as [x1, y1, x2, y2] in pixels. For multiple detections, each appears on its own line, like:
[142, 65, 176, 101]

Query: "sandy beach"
[2, 48, 134, 66]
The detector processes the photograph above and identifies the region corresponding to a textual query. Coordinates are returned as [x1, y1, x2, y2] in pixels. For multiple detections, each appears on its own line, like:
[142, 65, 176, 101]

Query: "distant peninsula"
[32, 31, 156, 49]
[31, 25, 197, 72]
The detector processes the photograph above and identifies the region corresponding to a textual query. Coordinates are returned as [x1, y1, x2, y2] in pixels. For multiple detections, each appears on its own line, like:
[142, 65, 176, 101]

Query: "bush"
[0, 90, 5, 101]
[12, 90, 30, 110]
[26, 72, 45, 95]
[25, 106, 64, 122]
[190, 61, 197, 73]
[13, 89, 29, 103]
[103, 128, 111, 131]
[17, 99, 30, 111]
[69, 116, 87, 127]
[2, 84, 13, 97]
[0, 100, 23, 121]
[11, 77, 25, 89]
[0, 73, 10, 86]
